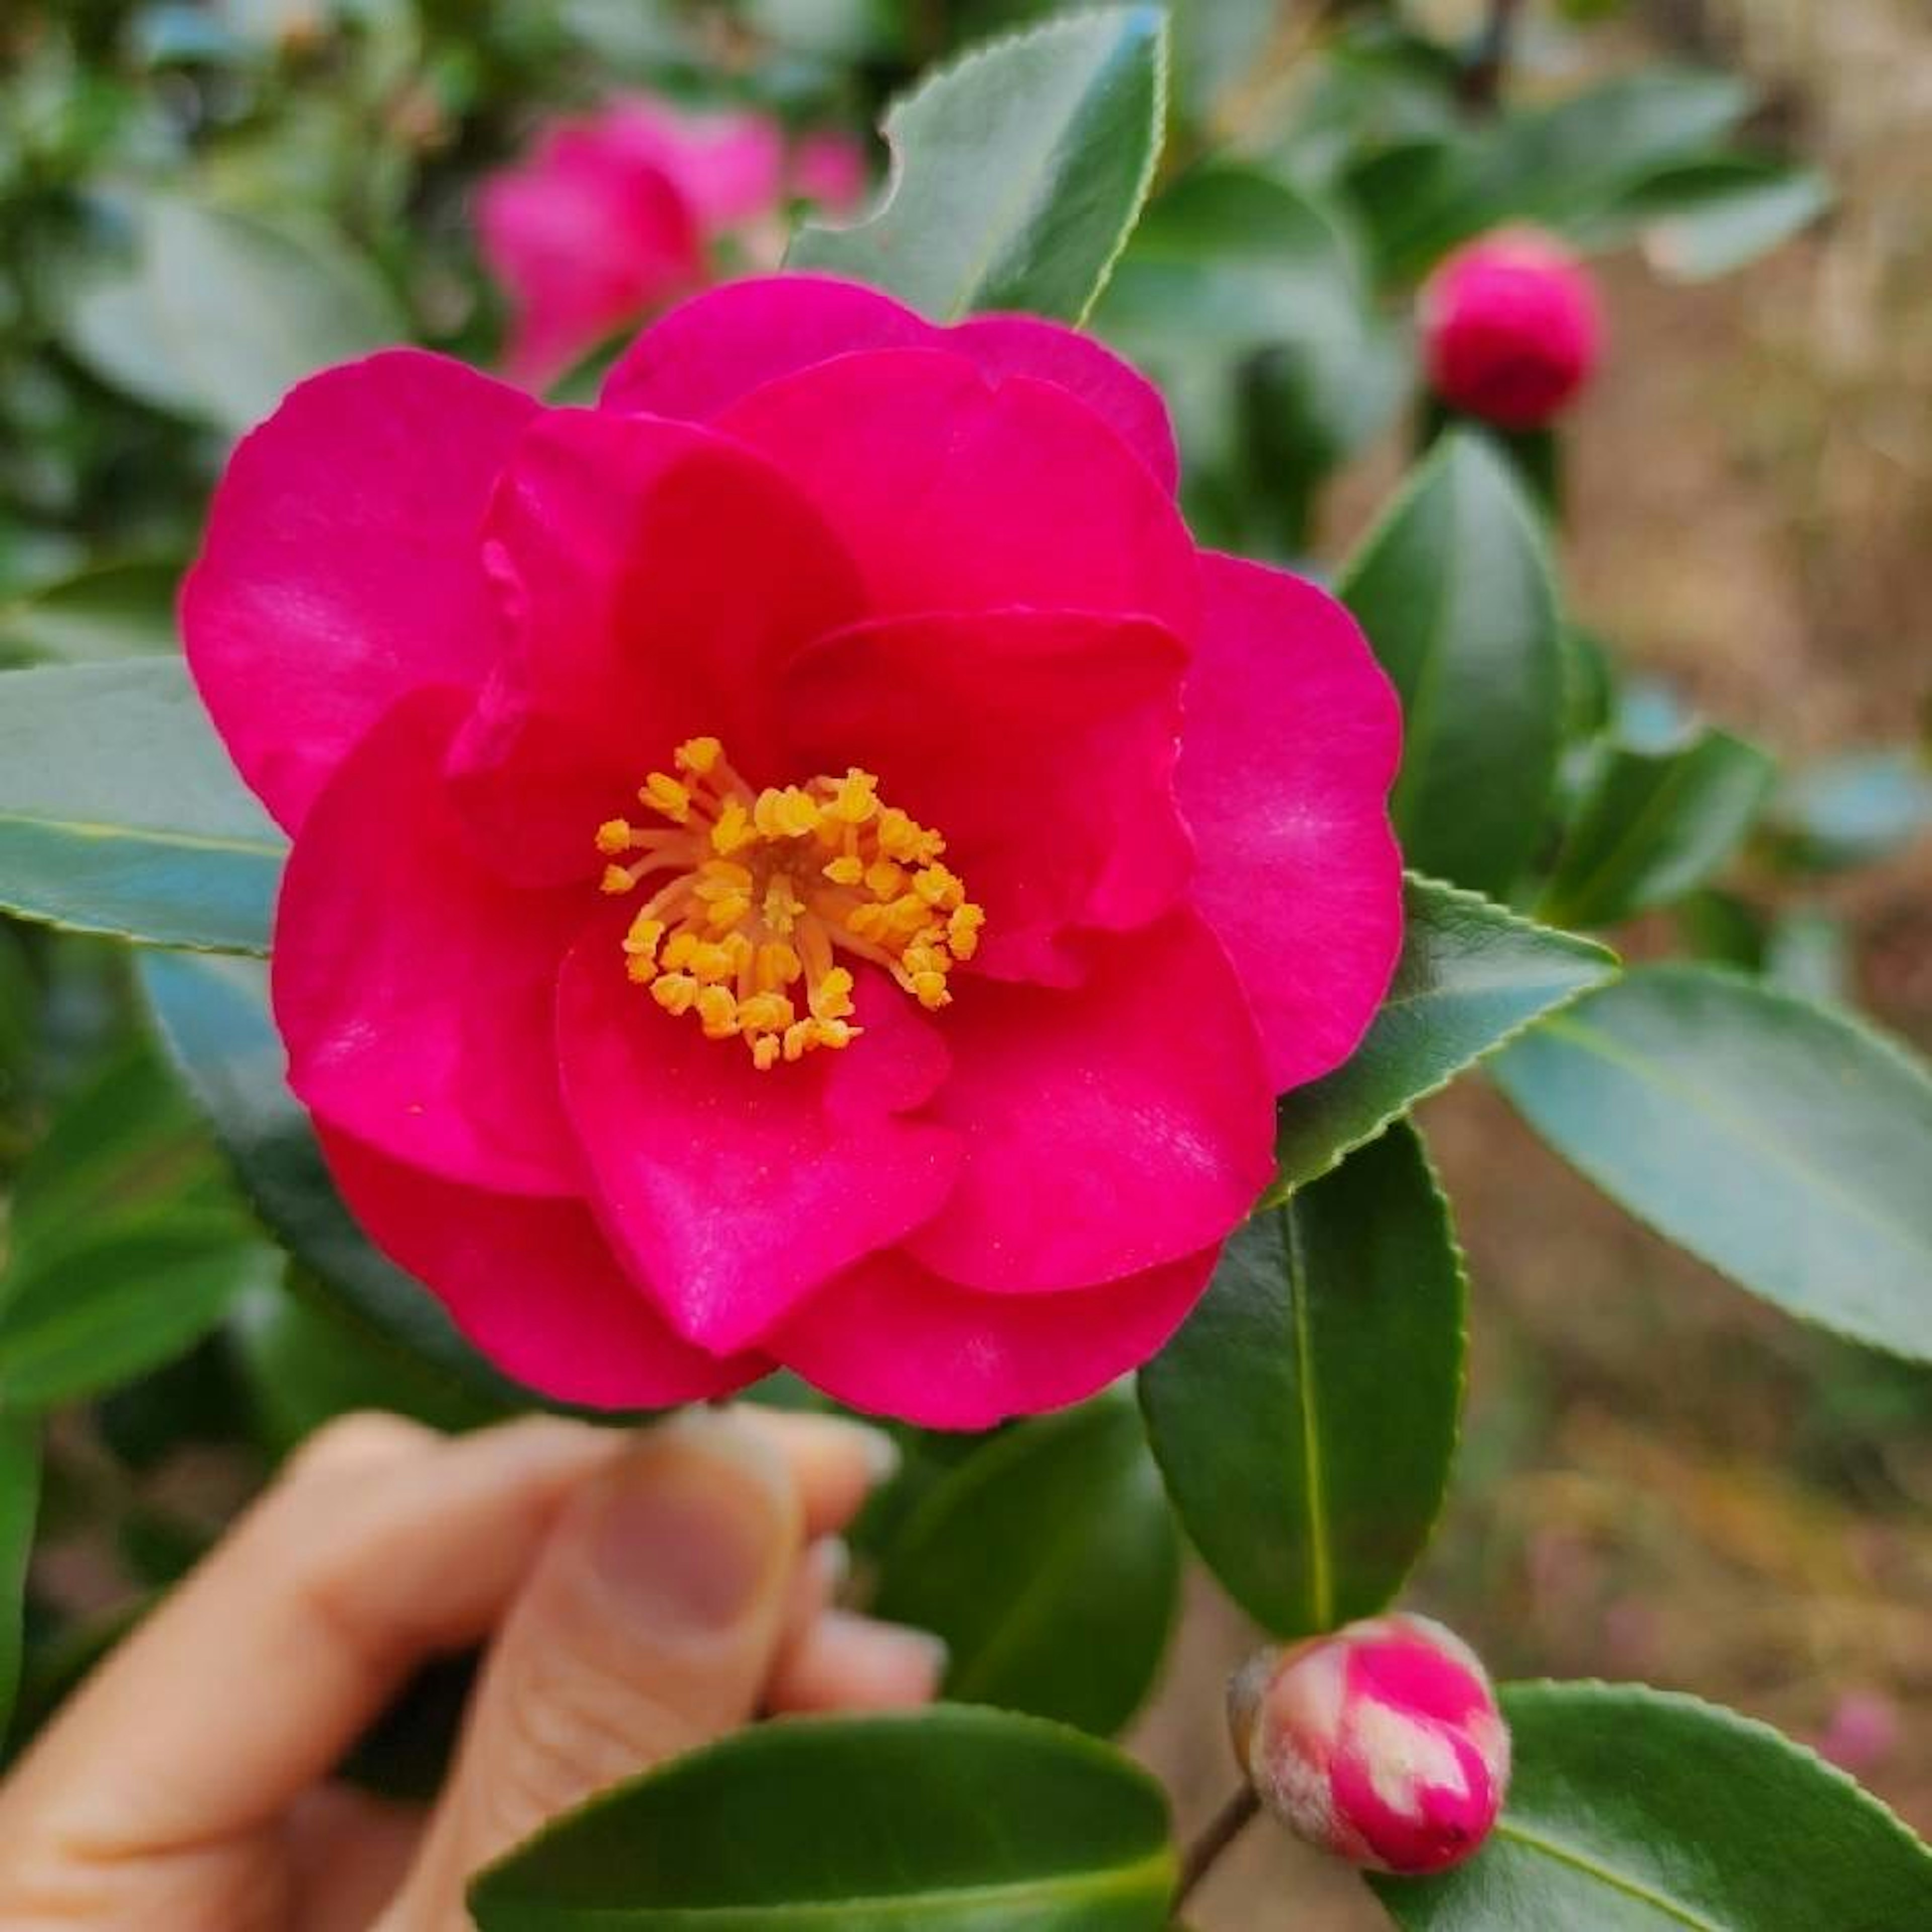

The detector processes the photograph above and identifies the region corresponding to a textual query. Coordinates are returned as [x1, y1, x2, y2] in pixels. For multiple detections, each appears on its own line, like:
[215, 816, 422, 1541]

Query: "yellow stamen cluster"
[594, 736, 985, 1071]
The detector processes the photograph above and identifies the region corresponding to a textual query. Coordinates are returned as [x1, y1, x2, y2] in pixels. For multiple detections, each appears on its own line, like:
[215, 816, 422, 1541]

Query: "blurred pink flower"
[1816, 1691, 1901, 1774]
[182, 275, 1403, 1426]
[477, 100, 868, 389]
[1231, 1614, 1510, 1874]
[1419, 225, 1603, 430]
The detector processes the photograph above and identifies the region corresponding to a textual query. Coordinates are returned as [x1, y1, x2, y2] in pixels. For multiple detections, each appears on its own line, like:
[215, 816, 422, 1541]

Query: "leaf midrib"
[0, 810, 283, 857]
[1280, 1202, 1333, 1631]
[1496, 1818, 1719, 1929]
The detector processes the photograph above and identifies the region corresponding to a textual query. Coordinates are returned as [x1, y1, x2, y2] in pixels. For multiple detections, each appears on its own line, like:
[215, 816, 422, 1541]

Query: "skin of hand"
[0, 1405, 945, 1930]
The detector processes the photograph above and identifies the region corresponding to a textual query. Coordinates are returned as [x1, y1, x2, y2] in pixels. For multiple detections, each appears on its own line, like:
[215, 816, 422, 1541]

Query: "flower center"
[594, 737, 985, 1072]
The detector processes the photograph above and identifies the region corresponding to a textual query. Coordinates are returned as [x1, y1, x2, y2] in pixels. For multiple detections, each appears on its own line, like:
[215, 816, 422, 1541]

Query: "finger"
[0, 1412, 619, 1869]
[779, 1536, 851, 1646]
[384, 1408, 845, 1922]
[287, 1787, 424, 1932]
[767, 1609, 948, 1715]
[734, 1408, 899, 1537]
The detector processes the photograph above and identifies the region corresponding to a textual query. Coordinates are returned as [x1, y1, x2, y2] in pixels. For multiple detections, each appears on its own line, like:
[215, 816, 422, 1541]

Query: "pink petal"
[447, 407, 867, 887]
[182, 351, 538, 832]
[555, 927, 961, 1356]
[601, 278, 1179, 491]
[596, 99, 787, 228]
[601, 275, 936, 420]
[790, 131, 869, 214]
[771, 1246, 1219, 1428]
[479, 139, 702, 391]
[716, 348, 1198, 633]
[320, 1128, 761, 1408]
[1178, 555, 1405, 1091]
[782, 607, 1193, 984]
[946, 313, 1179, 493]
[274, 690, 584, 1197]
[905, 911, 1274, 1294]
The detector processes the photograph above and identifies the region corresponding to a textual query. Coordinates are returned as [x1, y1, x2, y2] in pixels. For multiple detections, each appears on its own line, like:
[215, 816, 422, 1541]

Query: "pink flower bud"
[1418, 226, 1603, 430]
[1229, 1613, 1509, 1875]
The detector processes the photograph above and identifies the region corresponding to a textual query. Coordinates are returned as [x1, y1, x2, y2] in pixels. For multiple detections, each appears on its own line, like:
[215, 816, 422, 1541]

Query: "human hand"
[0, 1406, 943, 1929]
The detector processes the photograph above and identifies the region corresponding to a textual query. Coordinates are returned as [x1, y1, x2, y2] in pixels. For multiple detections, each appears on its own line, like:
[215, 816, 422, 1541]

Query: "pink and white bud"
[1418, 225, 1603, 430]
[1228, 1613, 1509, 1875]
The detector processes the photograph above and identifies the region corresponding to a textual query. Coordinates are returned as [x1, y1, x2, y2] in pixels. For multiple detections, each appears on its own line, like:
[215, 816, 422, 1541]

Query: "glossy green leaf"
[1269, 876, 1617, 1201]
[1540, 727, 1777, 930]
[0, 558, 181, 663]
[1141, 1123, 1464, 1638]
[60, 193, 407, 434]
[137, 951, 526, 1407]
[872, 1394, 1178, 1735]
[0, 661, 284, 953]
[471, 1707, 1175, 1930]
[0, 1418, 38, 1744]
[1339, 432, 1564, 896]
[788, 7, 1167, 322]
[1624, 155, 1833, 281]
[1763, 749, 1932, 874]
[1493, 965, 1932, 1361]
[1374, 1682, 1932, 1930]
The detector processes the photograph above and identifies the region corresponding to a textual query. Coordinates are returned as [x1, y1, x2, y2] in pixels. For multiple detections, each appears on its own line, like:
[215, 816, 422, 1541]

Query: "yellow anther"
[828, 769, 879, 824]
[711, 799, 754, 855]
[651, 973, 699, 1016]
[601, 738, 981, 1067]
[640, 772, 691, 822]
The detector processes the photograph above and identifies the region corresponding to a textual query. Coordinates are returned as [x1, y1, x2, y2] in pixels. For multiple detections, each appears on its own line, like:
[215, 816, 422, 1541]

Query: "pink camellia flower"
[478, 100, 868, 389]
[1229, 1615, 1510, 1874]
[181, 274, 1403, 1427]
[1418, 225, 1603, 430]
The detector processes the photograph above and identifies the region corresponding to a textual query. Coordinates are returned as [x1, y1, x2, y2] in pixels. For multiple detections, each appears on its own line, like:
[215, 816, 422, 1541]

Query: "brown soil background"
[1137, 4, 1932, 1923]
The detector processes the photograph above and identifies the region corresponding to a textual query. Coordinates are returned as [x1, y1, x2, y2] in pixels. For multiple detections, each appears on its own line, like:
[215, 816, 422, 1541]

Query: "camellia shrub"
[0, 1, 1929, 1926]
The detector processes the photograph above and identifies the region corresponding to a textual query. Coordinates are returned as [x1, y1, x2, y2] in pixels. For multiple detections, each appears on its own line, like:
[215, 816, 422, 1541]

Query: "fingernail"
[590, 1416, 790, 1634]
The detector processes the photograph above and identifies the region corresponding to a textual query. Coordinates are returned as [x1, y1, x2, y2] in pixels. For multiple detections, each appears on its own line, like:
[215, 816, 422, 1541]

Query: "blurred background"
[0, 4, 1927, 1926]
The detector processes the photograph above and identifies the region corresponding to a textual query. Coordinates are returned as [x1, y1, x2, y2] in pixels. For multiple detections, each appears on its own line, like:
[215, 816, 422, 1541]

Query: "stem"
[1461, 0, 1525, 111]
[1172, 1785, 1262, 1916]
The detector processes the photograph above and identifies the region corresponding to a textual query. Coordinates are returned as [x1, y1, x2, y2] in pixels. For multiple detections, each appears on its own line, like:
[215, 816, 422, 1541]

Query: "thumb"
[383, 1409, 804, 1927]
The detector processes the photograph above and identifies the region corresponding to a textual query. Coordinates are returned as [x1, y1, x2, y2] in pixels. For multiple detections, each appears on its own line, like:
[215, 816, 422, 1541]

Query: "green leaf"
[0, 1418, 38, 1745]
[471, 1707, 1175, 1930]
[1763, 749, 1932, 874]
[1092, 165, 1402, 548]
[1540, 727, 1777, 930]
[872, 1394, 1178, 1735]
[1373, 1681, 1932, 1930]
[1141, 1123, 1464, 1638]
[0, 1219, 270, 1411]
[137, 951, 527, 1408]
[59, 193, 407, 434]
[1493, 965, 1932, 1361]
[1622, 156, 1833, 281]
[0, 557, 182, 664]
[0, 661, 284, 953]
[787, 6, 1167, 321]
[1269, 876, 1617, 1201]
[1339, 432, 1565, 896]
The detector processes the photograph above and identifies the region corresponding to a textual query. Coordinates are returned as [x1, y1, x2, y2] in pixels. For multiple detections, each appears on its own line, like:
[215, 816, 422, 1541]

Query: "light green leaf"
[1339, 433, 1565, 896]
[1540, 727, 1777, 929]
[1374, 1682, 1932, 1930]
[0, 558, 182, 664]
[1493, 965, 1932, 1361]
[788, 6, 1167, 322]
[1142, 1123, 1464, 1638]
[1269, 876, 1617, 1201]
[1624, 156, 1833, 280]
[471, 1707, 1175, 1930]
[1763, 749, 1932, 874]
[59, 192, 407, 434]
[137, 951, 527, 1407]
[873, 1394, 1178, 1735]
[0, 661, 284, 953]
[0, 1418, 38, 1745]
